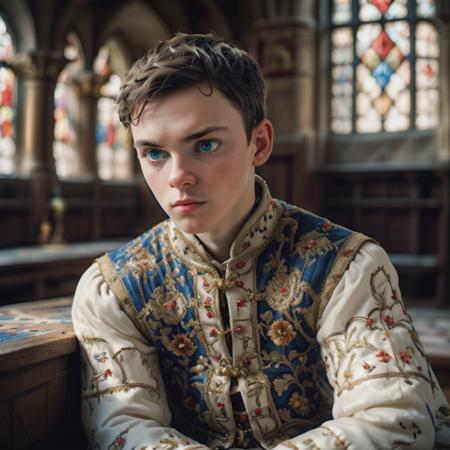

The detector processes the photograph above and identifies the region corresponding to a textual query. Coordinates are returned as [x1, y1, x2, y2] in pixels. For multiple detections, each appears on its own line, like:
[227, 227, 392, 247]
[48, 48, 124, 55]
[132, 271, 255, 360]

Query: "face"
[131, 82, 272, 245]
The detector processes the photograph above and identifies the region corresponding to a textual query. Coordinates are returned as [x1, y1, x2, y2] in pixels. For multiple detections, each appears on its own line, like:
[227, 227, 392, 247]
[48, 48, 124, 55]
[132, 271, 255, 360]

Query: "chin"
[173, 218, 212, 235]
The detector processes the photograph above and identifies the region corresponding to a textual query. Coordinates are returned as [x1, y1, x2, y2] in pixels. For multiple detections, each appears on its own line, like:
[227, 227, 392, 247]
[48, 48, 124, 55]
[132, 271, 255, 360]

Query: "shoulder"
[274, 199, 362, 247]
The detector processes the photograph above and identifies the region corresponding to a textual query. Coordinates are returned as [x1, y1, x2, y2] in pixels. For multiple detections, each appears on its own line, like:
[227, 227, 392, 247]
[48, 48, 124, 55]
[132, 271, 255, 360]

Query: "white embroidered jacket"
[72, 179, 450, 450]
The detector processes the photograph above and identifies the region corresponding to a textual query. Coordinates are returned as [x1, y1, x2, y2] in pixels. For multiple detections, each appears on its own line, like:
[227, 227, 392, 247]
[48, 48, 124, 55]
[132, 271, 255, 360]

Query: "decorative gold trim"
[318, 233, 375, 321]
[96, 254, 149, 338]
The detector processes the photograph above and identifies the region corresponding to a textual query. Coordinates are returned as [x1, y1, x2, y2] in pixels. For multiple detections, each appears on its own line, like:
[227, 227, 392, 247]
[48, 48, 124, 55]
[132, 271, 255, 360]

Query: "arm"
[274, 242, 450, 450]
[72, 263, 209, 450]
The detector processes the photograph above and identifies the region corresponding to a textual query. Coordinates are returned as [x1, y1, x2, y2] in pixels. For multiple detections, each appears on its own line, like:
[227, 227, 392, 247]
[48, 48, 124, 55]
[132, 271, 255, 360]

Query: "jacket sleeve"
[72, 263, 209, 450]
[273, 242, 450, 450]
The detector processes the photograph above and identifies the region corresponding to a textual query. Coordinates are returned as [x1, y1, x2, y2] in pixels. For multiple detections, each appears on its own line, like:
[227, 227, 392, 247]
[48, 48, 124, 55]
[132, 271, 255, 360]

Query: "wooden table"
[0, 297, 84, 450]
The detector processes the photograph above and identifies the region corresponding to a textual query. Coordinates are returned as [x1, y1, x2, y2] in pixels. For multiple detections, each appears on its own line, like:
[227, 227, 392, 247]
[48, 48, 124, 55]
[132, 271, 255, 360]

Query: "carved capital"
[71, 71, 109, 98]
[10, 50, 67, 81]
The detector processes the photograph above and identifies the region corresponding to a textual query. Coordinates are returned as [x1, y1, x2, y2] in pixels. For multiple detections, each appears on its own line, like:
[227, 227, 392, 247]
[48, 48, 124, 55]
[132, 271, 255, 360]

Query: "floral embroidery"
[265, 269, 301, 312]
[376, 350, 391, 363]
[268, 320, 296, 346]
[288, 392, 310, 416]
[94, 352, 108, 363]
[399, 351, 411, 364]
[294, 230, 334, 259]
[170, 334, 195, 357]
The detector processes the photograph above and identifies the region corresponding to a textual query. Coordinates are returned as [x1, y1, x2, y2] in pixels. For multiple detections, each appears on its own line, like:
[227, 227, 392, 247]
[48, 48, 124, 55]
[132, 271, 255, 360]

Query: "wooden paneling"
[318, 163, 449, 306]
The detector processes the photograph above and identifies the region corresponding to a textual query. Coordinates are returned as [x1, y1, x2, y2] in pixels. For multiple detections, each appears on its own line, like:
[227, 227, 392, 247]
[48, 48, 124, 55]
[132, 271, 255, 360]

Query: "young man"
[72, 33, 450, 450]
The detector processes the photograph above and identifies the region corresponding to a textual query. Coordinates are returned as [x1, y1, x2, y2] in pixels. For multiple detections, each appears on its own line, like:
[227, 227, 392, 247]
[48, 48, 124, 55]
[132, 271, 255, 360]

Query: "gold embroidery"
[318, 233, 375, 320]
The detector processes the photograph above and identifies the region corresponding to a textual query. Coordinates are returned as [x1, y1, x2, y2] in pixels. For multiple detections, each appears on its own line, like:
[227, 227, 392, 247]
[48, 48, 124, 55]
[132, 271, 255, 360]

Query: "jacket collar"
[168, 175, 283, 272]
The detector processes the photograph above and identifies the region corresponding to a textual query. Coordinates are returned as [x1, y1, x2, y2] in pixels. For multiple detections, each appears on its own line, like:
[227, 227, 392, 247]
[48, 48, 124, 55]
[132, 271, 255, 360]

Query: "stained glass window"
[330, 0, 439, 134]
[0, 16, 15, 175]
[95, 46, 131, 180]
[54, 33, 82, 177]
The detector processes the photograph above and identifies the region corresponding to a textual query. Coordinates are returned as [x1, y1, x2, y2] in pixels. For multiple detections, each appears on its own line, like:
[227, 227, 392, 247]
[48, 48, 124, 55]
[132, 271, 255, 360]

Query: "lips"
[171, 199, 206, 213]
[172, 199, 205, 207]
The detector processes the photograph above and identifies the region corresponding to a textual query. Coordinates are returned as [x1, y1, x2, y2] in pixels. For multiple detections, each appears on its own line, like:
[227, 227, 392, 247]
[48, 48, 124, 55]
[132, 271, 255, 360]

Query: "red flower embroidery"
[204, 297, 212, 306]
[206, 311, 214, 318]
[171, 334, 195, 356]
[322, 223, 331, 231]
[239, 414, 249, 424]
[237, 298, 246, 308]
[399, 351, 411, 364]
[343, 249, 353, 257]
[210, 328, 218, 337]
[236, 280, 244, 288]
[213, 354, 222, 361]
[366, 318, 375, 328]
[235, 325, 244, 334]
[117, 436, 126, 447]
[103, 369, 112, 379]
[243, 358, 251, 367]
[279, 287, 289, 295]
[203, 279, 210, 288]
[217, 401, 224, 409]
[163, 301, 176, 310]
[376, 351, 392, 363]
[235, 261, 245, 269]
[383, 315, 395, 327]
[362, 362, 375, 372]
[255, 407, 262, 416]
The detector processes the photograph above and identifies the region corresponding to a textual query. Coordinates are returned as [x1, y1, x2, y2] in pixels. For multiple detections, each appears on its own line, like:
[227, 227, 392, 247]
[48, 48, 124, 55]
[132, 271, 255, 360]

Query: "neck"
[196, 206, 253, 262]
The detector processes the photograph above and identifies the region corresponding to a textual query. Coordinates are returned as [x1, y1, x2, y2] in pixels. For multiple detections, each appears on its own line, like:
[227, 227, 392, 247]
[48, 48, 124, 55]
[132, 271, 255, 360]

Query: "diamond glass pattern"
[0, 15, 15, 175]
[332, 0, 437, 133]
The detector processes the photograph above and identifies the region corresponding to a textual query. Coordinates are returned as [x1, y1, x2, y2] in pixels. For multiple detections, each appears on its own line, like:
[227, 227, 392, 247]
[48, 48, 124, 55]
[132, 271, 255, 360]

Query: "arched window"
[330, 0, 438, 134]
[95, 44, 131, 180]
[0, 15, 15, 175]
[53, 32, 83, 177]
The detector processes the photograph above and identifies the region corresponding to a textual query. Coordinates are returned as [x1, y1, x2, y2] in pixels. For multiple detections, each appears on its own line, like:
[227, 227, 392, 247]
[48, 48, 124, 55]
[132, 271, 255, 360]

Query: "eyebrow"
[134, 126, 228, 149]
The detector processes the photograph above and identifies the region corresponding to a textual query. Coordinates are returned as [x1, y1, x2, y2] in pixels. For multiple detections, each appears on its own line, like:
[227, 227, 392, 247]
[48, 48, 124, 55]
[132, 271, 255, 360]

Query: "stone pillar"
[437, 0, 450, 160]
[71, 71, 107, 178]
[11, 50, 66, 244]
[251, 0, 318, 209]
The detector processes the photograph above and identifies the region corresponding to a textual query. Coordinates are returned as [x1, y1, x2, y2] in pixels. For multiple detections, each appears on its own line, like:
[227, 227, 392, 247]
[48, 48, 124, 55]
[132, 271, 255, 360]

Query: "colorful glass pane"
[331, 26, 353, 134]
[416, 0, 435, 18]
[333, 0, 352, 24]
[331, 28, 353, 65]
[416, 22, 438, 58]
[96, 74, 130, 180]
[359, 0, 407, 21]
[332, 0, 438, 134]
[54, 33, 82, 177]
[0, 16, 15, 175]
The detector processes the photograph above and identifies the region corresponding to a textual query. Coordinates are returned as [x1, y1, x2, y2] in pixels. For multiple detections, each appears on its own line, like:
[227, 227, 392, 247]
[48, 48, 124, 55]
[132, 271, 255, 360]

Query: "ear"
[251, 119, 274, 167]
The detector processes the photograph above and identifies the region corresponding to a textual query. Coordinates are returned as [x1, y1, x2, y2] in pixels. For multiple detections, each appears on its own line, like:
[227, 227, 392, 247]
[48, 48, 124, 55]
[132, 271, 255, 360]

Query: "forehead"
[131, 82, 245, 141]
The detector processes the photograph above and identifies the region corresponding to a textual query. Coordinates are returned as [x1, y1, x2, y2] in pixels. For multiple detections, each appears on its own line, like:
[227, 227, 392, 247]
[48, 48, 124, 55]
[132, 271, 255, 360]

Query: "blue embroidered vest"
[97, 177, 371, 449]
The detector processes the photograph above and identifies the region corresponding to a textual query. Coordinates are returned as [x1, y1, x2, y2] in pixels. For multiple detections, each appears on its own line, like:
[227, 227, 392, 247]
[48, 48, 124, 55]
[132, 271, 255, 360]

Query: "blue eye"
[198, 141, 219, 153]
[146, 149, 166, 161]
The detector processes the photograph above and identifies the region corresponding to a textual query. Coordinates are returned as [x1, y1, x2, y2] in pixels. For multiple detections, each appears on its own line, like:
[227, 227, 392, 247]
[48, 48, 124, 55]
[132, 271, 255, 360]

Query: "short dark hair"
[117, 33, 266, 140]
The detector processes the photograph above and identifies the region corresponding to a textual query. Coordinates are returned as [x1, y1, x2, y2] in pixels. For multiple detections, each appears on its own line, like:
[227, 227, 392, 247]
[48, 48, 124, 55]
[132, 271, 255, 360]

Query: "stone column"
[11, 50, 66, 244]
[71, 71, 107, 178]
[437, 0, 450, 160]
[251, 0, 318, 209]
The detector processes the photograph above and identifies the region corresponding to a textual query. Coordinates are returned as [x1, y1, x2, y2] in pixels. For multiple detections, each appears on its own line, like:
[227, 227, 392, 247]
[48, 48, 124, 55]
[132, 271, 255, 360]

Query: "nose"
[168, 155, 196, 189]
